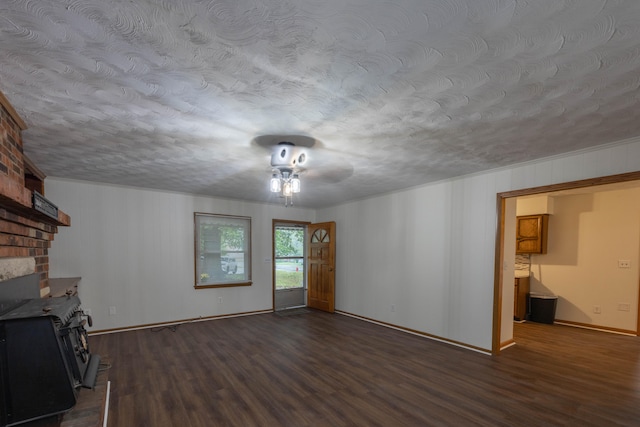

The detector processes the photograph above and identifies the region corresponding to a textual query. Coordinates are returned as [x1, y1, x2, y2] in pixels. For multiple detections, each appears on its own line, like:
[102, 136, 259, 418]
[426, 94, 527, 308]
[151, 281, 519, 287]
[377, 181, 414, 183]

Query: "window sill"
[195, 281, 253, 289]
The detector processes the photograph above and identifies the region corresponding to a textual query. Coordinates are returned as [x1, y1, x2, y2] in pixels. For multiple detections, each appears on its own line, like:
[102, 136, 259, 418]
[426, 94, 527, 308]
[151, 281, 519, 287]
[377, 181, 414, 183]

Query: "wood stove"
[0, 294, 100, 426]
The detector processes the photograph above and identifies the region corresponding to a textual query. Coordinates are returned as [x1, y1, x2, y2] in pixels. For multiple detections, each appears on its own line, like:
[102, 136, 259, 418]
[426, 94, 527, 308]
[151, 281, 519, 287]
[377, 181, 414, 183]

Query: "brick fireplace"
[0, 90, 70, 297]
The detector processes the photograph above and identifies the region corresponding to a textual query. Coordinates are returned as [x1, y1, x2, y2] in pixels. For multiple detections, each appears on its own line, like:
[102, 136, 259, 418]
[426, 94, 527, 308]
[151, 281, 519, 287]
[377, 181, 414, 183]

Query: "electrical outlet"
[593, 305, 601, 314]
[109, 306, 116, 316]
[618, 303, 631, 312]
[618, 260, 631, 269]
[218, 297, 223, 304]
[390, 304, 396, 312]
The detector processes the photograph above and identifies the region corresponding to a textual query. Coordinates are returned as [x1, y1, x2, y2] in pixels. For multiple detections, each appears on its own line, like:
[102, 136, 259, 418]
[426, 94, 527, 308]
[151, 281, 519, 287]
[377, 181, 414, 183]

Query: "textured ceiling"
[2, 0, 640, 208]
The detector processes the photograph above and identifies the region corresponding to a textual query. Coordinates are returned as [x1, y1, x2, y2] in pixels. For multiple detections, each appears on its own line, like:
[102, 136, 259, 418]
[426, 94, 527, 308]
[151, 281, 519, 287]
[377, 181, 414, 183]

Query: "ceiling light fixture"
[270, 142, 306, 207]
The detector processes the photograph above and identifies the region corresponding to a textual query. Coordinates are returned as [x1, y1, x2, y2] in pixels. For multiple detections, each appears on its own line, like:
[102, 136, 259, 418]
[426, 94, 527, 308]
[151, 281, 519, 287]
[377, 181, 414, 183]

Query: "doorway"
[273, 221, 308, 311]
[492, 171, 640, 354]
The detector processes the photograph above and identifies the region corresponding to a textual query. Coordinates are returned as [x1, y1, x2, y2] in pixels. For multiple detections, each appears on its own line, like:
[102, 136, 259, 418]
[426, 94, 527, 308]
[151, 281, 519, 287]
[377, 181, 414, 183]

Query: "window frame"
[194, 212, 252, 289]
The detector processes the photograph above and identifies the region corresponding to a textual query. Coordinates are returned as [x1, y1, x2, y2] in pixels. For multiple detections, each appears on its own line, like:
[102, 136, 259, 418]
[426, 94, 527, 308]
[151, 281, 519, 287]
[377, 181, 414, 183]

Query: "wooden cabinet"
[516, 214, 549, 254]
[514, 276, 530, 321]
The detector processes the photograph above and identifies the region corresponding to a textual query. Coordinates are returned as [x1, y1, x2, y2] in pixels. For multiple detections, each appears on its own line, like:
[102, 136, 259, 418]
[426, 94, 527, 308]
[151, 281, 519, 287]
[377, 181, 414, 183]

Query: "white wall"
[317, 137, 640, 350]
[46, 178, 315, 331]
[526, 188, 640, 331]
[517, 195, 554, 215]
[46, 137, 640, 349]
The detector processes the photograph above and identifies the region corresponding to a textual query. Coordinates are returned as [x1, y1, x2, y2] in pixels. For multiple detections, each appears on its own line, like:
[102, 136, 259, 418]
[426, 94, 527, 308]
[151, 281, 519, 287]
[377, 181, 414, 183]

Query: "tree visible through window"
[275, 225, 305, 290]
[195, 213, 251, 288]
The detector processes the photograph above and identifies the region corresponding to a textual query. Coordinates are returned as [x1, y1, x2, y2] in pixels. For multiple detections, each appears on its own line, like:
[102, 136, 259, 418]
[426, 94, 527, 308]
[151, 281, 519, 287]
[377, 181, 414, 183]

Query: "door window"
[274, 225, 305, 290]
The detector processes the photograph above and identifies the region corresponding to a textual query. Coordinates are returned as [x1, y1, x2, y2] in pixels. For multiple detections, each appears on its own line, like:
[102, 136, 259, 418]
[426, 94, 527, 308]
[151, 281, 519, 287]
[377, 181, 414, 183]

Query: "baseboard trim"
[87, 309, 273, 335]
[500, 338, 516, 350]
[335, 310, 492, 355]
[554, 319, 637, 336]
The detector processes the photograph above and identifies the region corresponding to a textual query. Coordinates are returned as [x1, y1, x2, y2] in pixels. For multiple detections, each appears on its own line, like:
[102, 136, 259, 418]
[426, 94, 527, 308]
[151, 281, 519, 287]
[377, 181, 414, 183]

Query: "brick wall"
[0, 91, 67, 296]
[0, 100, 25, 186]
[0, 209, 57, 292]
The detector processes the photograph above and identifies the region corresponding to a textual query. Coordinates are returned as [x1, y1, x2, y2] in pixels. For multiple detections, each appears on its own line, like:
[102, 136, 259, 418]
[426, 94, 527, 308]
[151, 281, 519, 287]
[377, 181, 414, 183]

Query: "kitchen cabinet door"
[516, 214, 549, 254]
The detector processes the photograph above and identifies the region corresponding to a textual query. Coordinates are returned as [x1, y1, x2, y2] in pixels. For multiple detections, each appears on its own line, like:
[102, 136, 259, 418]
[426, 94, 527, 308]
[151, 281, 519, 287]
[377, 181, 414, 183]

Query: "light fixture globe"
[269, 142, 306, 206]
[282, 181, 293, 197]
[269, 174, 281, 193]
[291, 174, 301, 193]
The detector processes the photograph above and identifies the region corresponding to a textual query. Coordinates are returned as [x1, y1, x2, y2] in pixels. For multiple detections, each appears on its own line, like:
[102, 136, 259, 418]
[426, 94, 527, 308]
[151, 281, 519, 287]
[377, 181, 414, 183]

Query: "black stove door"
[0, 317, 77, 426]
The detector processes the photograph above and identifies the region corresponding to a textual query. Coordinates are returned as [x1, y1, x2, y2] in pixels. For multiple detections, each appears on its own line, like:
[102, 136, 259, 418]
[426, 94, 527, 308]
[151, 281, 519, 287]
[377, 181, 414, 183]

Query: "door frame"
[272, 219, 311, 311]
[492, 170, 640, 355]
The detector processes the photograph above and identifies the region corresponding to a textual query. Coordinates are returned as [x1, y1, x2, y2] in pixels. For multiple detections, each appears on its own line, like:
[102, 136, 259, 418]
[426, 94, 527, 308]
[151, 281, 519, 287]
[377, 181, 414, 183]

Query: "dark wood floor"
[88, 311, 640, 426]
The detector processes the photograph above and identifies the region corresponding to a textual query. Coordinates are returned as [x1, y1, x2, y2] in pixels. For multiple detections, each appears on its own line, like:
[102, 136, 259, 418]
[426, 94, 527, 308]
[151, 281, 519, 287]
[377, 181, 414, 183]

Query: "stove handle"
[77, 310, 94, 327]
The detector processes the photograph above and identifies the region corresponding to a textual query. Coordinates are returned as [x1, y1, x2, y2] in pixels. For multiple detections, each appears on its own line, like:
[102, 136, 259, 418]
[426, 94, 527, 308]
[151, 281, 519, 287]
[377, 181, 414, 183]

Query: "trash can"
[528, 293, 557, 324]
